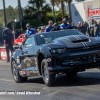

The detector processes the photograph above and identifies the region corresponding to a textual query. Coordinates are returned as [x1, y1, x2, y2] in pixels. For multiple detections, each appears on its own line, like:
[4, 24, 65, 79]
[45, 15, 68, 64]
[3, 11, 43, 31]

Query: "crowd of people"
[2, 18, 100, 62]
[76, 19, 100, 37]
[25, 18, 100, 38]
[25, 18, 72, 37]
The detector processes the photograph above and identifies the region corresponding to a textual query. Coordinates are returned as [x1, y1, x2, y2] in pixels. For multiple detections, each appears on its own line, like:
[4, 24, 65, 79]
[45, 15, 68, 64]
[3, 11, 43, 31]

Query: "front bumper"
[48, 51, 100, 74]
[49, 62, 100, 74]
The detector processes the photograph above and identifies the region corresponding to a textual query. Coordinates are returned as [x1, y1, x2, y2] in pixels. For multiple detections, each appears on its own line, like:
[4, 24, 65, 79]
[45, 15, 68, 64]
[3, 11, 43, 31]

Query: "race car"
[14, 33, 25, 45]
[11, 29, 100, 86]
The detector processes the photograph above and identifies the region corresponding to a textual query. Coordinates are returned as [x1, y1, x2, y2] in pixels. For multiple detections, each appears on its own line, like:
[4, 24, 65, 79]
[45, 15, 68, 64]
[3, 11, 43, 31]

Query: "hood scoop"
[72, 39, 89, 43]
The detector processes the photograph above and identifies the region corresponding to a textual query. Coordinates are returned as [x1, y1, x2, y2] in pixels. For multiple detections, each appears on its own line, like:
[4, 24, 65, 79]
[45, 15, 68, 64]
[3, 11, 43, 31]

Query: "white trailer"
[70, 0, 100, 26]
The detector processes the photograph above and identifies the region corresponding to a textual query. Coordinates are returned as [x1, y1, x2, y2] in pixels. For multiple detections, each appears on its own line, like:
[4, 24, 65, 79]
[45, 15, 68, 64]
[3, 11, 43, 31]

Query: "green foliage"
[22, 19, 42, 30]
[0, 0, 70, 30]
[0, 6, 25, 28]
[47, 10, 69, 24]
[55, 10, 68, 24]
[22, 10, 68, 29]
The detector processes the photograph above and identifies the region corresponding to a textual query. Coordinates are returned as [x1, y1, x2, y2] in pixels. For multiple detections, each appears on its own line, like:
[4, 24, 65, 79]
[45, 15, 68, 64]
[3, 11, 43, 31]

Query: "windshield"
[36, 30, 84, 45]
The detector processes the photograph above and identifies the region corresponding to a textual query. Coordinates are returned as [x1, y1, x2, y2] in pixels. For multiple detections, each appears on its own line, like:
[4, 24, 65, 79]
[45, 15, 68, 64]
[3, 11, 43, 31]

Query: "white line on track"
[0, 78, 14, 82]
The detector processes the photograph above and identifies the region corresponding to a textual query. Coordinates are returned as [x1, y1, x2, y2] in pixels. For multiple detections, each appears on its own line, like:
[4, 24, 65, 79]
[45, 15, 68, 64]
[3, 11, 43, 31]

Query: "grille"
[69, 44, 100, 51]
[56, 54, 100, 67]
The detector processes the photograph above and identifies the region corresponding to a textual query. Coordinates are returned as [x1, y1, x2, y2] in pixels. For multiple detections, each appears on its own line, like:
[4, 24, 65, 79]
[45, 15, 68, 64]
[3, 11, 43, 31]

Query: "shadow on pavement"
[27, 72, 100, 87]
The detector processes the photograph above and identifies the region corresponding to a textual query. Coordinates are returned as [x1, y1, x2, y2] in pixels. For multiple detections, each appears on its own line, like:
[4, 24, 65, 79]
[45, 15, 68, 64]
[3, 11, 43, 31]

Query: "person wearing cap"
[26, 23, 35, 37]
[60, 18, 71, 29]
[38, 26, 45, 33]
[51, 23, 60, 31]
[94, 21, 99, 37]
[88, 19, 95, 37]
[71, 23, 77, 29]
[45, 21, 53, 32]
[3, 28, 14, 62]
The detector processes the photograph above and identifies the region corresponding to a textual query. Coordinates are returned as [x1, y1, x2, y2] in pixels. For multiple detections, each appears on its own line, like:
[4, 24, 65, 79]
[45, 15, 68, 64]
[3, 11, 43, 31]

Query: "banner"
[83, 0, 100, 23]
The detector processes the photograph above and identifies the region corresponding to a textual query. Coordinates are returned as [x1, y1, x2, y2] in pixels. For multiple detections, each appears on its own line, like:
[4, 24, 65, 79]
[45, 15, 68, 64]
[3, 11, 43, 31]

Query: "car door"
[22, 35, 25, 43]
[18, 35, 22, 42]
[21, 36, 36, 72]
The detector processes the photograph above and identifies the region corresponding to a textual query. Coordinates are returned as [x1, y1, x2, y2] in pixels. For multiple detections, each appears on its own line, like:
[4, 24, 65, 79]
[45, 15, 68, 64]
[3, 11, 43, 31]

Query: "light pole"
[3, 0, 7, 27]
[12, 19, 18, 42]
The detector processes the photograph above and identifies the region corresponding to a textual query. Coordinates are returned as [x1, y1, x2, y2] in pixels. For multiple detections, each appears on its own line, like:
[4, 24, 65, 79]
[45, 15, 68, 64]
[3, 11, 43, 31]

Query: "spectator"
[84, 21, 89, 35]
[34, 27, 37, 34]
[60, 18, 71, 29]
[94, 21, 99, 37]
[84, 21, 88, 27]
[3, 28, 14, 62]
[98, 21, 100, 34]
[51, 23, 60, 31]
[26, 23, 35, 37]
[80, 22, 83, 27]
[45, 21, 53, 32]
[78, 22, 81, 26]
[77, 24, 82, 32]
[38, 26, 45, 33]
[37, 29, 40, 33]
[72, 23, 77, 29]
[89, 19, 95, 37]
[80, 22, 86, 34]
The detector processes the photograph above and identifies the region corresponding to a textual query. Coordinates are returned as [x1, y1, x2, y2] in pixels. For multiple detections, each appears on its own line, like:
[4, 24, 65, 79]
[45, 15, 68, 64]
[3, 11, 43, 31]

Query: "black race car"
[11, 29, 100, 86]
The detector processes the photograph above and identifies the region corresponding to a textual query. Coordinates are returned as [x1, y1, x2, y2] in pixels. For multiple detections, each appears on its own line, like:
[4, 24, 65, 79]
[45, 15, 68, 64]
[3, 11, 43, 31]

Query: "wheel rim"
[13, 63, 17, 81]
[43, 65, 49, 81]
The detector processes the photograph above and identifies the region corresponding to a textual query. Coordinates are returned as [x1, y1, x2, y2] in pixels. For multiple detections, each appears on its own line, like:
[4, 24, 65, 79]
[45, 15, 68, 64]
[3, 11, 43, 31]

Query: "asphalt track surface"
[0, 60, 100, 100]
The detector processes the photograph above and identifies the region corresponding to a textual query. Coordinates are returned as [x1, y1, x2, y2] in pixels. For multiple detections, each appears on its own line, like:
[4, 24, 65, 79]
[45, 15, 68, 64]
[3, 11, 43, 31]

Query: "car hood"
[43, 35, 100, 49]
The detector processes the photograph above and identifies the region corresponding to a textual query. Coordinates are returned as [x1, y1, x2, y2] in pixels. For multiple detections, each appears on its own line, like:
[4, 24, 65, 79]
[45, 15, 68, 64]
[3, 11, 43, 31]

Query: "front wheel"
[11, 61, 27, 83]
[41, 59, 55, 86]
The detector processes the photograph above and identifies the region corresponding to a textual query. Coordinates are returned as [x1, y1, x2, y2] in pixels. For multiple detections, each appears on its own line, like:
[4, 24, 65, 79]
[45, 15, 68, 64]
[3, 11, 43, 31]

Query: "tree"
[51, 0, 65, 19]
[51, 0, 56, 22]
[28, 0, 52, 20]
[65, 0, 72, 24]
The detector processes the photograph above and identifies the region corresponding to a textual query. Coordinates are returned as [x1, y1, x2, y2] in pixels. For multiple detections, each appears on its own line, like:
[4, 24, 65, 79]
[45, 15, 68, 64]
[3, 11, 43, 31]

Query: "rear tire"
[11, 61, 27, 83]
[41, 59, 55, 86]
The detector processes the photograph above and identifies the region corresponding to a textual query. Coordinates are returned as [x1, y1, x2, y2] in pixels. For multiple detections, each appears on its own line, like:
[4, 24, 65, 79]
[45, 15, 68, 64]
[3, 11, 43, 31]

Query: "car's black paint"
[11, 29, 100, 78]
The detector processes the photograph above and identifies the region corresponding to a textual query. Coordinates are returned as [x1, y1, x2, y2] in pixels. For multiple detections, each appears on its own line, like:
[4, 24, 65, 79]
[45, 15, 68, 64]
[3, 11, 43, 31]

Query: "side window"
[23, 37, 34, 48]
[18, 35, 22, 39]
[23, 35, 25, 39]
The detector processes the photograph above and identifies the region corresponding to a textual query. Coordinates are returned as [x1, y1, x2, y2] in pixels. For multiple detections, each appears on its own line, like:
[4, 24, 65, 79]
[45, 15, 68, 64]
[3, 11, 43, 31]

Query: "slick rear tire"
[11, 61, 27, 83]
[41, 59, 55, 86]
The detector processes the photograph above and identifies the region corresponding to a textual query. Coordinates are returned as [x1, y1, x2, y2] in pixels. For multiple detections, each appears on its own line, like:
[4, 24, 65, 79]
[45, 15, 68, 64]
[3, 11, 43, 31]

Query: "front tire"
[41, 59, 55, 86]
[11, 61, 27, 83]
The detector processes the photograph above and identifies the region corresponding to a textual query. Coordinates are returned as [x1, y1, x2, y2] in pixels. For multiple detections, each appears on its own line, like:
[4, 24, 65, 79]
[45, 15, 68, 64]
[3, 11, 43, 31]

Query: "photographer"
[3, 28, 14, 62]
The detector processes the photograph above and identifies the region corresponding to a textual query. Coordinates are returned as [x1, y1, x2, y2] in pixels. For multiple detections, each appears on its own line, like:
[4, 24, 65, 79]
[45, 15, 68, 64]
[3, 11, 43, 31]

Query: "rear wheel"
[11, 61, 27, 83]
[41, 59, 55, 86]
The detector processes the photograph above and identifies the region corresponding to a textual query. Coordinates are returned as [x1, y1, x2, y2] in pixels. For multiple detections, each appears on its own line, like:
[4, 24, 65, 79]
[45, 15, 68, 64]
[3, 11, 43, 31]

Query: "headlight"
[50, 48, 67, 54]
[16, 56, 20, 64]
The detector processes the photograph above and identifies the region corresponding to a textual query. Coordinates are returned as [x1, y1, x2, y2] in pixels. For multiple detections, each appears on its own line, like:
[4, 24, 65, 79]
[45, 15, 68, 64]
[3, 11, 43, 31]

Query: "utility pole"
[18, 0, 23, 30]
[3, 0, 7, 27]
[52, 0, 56, 23]
[19, 0, 23, 20]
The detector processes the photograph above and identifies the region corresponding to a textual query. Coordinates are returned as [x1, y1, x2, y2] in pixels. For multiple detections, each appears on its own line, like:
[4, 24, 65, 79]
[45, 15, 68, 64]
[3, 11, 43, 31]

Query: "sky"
[0, 0, 77, 9]
[0, 0, 29, 9]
